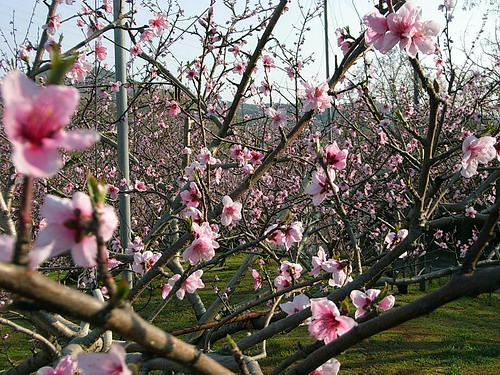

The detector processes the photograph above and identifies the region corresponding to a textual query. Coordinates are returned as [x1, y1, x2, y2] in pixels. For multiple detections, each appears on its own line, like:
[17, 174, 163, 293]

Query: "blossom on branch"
[77, 343, 131, 375]
[164, 270, 205, 300]
[321, 259, 352, 288]
[42, 14, 62, 36]
[304, 168, 338, 206]
[1, 71, 99, 178]
[266, 107, 287, 127]
[180, 182, 202, 208]
[324, 142, 348, 170]
[66, 56, 93, 83]
[298, 79, 333, 113]
[310, 246, 327, 277]
[460, 135, 497, 178]
[30, 192, 118, 268]
[280, 293, 310, 315]
[309, 358, 341, 375]
[350, 289, 395, 319]
[0, 235, 15, 263]
[182, 222, 219, 265]
[363, 1, 441, 58]
[220, 195, 242, 226]
[148, 13, 171, 36]
[132, 251, 161, 275]
[37, 355, 77, 375]
[249, 267, 263, 290]
[308, 297, 357, 344]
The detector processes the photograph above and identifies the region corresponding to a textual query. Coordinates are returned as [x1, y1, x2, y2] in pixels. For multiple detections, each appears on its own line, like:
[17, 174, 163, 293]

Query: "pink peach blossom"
[363, 8, 389, 50]
[461, 135, 497, 178]
[161, 282, 173, 299]
[465, 206, 477, 218]
[132, 251, 161, 275]
[324, 142, 348, 170]
[310, 246, 327, 277]
[384, 229, 409, 249]
[407, 20, 440, 57]
[183, 206, 204, 223]
[321, 259, 352, 288]
[94, 41, 108, 61]
[149, 13, 171, 36]
[233, 61, 247, 75]
[261, 55, 275, 72]
[42, 14, 62, 36]
[308, 297, 357, 344]
[383, 1, 422, 54]
[166, 270, 205, 300]
[130, 43, 142, 56]
[220, 195, 242, 226]
[182, 222, 219, 265]
[180, 182, 202, 208]
[167, 100, 181, 116]
[1, 71, 99, 178]
[249, 150, 263, 165]
[30, 192, 118, 268]
[298, 79, 332, 113]
[182, 237, 215, 265]
[304, 168, 338, 206]
[134, 180, 147, 192]
[266, 107, 287, 127]
[282, 222, 304, 250]
[0, 235, 15, 263]
[249, 267, 263, 290]
[77, 343, 131, 375]
[110, 81, 121, 92]
[273, 274, 292, 291]
[280, 260, 303, 280]
[265, 224, 285, 246]
[197, 147, 217, 165]
[350, 289, 395, 319]
[309, 358, 341, 375]
[280, 293, 310, 315]
[185, 161, 206, 181]
[37, 355, 76, 375]
[66, 56, 93, 83]
[140, 28, 155, 42]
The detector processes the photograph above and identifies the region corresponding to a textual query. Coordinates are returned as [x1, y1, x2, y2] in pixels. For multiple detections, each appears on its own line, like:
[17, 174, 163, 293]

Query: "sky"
[0, 0, 498, 90]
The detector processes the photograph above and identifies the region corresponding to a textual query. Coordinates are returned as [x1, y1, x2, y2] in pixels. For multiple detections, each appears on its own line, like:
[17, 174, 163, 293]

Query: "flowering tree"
[0, 0, 499, 374]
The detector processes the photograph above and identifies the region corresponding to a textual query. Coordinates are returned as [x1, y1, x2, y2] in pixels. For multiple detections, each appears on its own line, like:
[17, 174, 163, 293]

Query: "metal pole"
[324, 0, 333, 141]
[113, 0, 131, 264]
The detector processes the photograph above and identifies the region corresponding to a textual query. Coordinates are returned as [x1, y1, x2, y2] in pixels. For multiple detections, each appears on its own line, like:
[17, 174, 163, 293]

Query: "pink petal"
[71, 236, 98, 267]
[335, 315, 357, 336]
[40, 195, 73, 222]
[58, 129, 100, 151]
[99, 205, 118, 241]
[311, 298, 339, 319]
[222, 195, 233, 206]
[1, 71, 38, 109]
[379, 295, 395, 311]
[34, 223, 74, 251]
[72, 192, 93, 217]
[11, 145, 62, 178]
[366, 289, 381, 301]
[0, 235, 15, 263]
[349, 290, 368, 309]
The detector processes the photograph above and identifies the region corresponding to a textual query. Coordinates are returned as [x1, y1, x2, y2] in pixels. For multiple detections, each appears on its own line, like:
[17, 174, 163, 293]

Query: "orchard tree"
[0, 0, 499, 374]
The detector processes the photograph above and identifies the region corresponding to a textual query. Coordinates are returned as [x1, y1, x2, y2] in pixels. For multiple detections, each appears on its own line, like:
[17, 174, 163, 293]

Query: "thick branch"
[0, 264, 235, 375]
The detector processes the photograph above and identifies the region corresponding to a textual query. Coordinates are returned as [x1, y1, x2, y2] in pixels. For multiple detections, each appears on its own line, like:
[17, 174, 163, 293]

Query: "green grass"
[1, 259, 499, 374]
